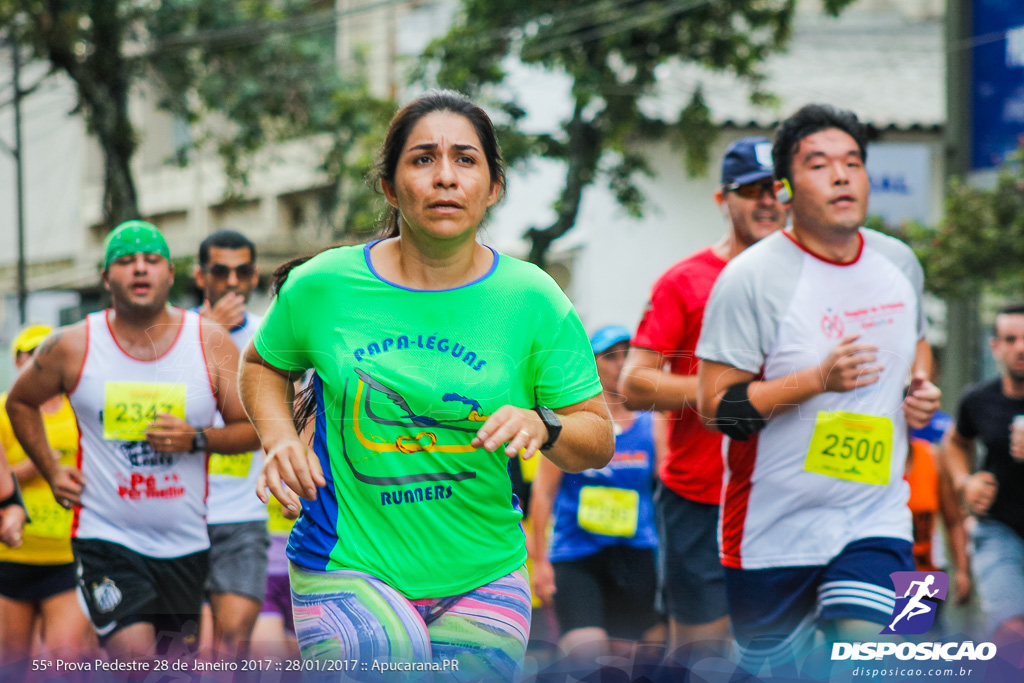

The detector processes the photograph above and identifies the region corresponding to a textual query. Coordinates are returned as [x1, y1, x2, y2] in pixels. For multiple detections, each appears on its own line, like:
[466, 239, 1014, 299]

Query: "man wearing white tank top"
[6, 221, 260, 665]
[193, 229, 268, 660]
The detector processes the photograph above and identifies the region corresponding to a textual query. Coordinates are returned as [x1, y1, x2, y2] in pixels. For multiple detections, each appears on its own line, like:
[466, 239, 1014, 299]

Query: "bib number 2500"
[804, 411, 893, 486]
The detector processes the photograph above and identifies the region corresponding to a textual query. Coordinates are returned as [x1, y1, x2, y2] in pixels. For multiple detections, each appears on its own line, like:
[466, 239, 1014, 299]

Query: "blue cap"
[590, 325, 632, 354]
[721, 136, 775, 186]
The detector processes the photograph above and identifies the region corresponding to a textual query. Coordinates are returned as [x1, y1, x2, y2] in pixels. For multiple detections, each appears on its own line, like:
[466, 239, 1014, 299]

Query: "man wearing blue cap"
[620, 137, 786, 660]
[6, 220, 260, 665]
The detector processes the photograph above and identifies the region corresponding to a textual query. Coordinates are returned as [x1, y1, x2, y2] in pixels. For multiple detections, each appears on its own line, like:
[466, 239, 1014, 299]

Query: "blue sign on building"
[972, 0, 1024, 169]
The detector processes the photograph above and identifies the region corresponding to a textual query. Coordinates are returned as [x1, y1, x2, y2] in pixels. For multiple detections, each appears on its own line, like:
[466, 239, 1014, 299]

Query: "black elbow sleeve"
[714, 382, 767, 441]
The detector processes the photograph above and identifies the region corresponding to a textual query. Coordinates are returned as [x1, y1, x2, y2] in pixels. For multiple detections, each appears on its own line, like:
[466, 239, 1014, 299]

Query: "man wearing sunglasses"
[620, 137, 786, 663]
[193, 230, 268, 660]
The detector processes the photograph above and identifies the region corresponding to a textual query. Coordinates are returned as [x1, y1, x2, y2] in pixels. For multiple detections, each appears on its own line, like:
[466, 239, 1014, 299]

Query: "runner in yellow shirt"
[0, 325, 96, 669]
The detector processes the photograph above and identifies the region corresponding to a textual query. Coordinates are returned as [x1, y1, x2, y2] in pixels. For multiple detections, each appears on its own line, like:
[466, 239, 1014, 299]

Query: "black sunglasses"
[725, 180, 775, 200]
[207, 263, 254, 279]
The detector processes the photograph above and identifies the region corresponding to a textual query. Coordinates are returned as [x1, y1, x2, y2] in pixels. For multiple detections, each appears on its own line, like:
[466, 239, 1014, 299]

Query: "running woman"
[239, 90, 614, 681]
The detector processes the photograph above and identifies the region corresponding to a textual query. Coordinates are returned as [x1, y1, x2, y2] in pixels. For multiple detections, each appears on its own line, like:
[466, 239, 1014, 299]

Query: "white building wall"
[0, 64, 84, 269]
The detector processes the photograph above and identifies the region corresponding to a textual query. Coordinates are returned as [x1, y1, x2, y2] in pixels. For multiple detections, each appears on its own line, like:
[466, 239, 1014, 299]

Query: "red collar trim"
[782, 229, 864, 266]
[105, 307, 186, 362]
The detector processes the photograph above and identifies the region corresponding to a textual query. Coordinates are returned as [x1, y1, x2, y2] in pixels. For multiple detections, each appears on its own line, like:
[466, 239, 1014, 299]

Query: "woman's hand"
[257, 437, 325, 511]
[472, 406, 548, 460]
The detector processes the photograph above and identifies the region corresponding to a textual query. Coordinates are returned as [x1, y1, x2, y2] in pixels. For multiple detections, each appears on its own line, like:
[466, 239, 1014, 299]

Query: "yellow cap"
[11, 324, 52, 357]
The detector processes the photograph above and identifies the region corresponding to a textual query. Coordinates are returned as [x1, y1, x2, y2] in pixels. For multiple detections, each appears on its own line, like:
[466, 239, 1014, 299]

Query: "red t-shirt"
[632, 246, 727, 504]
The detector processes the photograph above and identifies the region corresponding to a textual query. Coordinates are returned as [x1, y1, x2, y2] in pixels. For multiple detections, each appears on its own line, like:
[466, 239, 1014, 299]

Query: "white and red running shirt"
[696, 228, 925, 570]
[68, 309, 218, 558]
[205, 312, 267, 525]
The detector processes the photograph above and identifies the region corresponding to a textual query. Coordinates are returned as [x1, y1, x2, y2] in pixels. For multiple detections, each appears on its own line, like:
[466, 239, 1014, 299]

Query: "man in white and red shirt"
[193, 229, 268, 660]
[6, 221, 259, 664]
[621, 137, 786, 658]
[696, 105, 941, 670]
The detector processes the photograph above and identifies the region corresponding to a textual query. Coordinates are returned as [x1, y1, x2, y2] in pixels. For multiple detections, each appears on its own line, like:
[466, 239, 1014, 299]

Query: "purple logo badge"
[880, 571, 948, 635]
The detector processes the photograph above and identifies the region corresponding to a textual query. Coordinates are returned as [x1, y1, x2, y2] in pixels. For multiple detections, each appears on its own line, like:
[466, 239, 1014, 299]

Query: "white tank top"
[69, 309, 218, 557]
[206, 312, 268, 524]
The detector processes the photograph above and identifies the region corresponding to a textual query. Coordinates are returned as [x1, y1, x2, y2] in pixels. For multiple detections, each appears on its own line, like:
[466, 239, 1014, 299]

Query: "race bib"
[103, 382, 186, 441]
[267, 500, 297, 535]
[23, 488, 72, 539]
[804, 411, 893, 486]
[577, 486, 639, 537]
[209, 452, 253, 477]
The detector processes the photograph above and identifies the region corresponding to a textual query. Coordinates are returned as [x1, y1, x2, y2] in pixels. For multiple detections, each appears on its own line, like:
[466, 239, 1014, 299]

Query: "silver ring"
[519, 430, 529, 439]
[61, 499, 71, 509]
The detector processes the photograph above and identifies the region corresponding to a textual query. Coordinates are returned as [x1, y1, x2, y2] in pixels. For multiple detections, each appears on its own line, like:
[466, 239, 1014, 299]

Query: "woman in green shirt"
[239, 90, 613, 680]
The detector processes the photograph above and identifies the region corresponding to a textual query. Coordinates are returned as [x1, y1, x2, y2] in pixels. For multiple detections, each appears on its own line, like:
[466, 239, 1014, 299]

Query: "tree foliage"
[0, 0, 391, 230]
[418, 0, 856, 266]
[877, 151, 1024, 300]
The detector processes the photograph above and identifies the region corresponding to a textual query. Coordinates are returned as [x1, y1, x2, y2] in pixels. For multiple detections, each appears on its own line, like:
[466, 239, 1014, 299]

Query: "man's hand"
[50, 466, 86, 509]
[145, 414, 198, 453]
[954, 569, 972, 605]
[0, 505, 26, 547]
[530, 557, 556, 606]
[961, 471, 997, 516]
[1010, 420, 1024, 462]
[903, 373, 942, 429]
[199, 293, 246, 329]
[819, 334, 883, 393]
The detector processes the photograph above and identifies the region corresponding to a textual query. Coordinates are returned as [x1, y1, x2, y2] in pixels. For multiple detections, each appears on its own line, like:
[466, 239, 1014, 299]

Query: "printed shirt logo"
[340, 369, 487, 487]
[821, 310, 845, 339]
[92, 578, 123, 613]
[881, 571, 949, 635]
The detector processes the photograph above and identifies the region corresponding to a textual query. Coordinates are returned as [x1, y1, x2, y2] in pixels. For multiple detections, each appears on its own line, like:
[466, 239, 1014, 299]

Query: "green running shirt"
[254, 241, 601, 598]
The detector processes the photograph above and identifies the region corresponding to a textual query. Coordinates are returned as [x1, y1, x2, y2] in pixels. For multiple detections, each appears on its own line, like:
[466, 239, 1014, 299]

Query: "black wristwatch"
[191, 427, 209, 452]
[533, 406, 562, 450]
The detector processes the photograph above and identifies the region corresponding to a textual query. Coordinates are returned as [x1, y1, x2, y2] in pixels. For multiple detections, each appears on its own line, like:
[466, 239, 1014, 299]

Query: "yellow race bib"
[267, 500, 297, 535]
[209, 452, 254, 477]
[577, 486, 640, 537]
[804, 411, 893, 486]
[23, 488, 73, 539]
[103, 382, 186, 441]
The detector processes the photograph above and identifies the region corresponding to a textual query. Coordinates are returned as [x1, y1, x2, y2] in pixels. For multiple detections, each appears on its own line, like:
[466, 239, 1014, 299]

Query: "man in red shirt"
[620, 137, 786, 660]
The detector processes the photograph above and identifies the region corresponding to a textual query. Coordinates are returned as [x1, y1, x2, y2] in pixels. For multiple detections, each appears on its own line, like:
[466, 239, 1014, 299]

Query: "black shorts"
[73, 538, 208, 655]
[655, 483, 728, 625]
[552, 545, 658, 640]
[0, 561, 77, 602]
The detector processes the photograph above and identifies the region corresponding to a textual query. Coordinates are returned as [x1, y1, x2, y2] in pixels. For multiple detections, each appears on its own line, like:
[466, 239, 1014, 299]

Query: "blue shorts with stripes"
[725, 537, 914, 665]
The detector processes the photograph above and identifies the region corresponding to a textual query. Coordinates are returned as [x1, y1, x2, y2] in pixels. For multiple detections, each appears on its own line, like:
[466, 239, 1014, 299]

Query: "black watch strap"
[192, 427, 209, 452]
[533, 405, 562, 450]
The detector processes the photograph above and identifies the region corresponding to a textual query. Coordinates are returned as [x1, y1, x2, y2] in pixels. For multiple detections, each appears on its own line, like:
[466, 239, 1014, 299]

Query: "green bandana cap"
[103, 220, 171, 270]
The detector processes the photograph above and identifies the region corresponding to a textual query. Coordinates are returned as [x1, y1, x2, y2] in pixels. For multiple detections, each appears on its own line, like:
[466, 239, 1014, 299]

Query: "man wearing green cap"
[6, 220, 260, 665]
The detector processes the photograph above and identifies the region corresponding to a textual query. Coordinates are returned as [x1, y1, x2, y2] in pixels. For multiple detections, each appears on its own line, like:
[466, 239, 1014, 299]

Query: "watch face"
[535, 406, 561, 448]
[541, 406, 560, 427]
